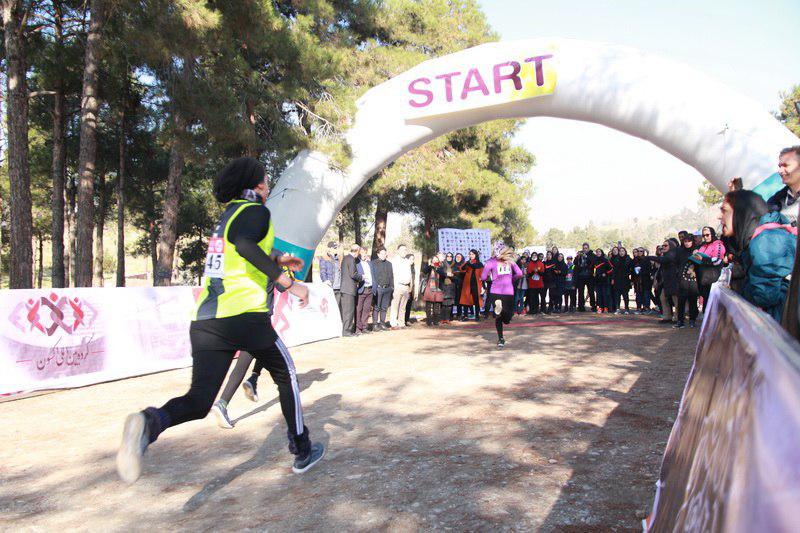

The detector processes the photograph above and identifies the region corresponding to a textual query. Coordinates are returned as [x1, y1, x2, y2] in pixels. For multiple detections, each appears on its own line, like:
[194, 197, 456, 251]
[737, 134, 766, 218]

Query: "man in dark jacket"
[767, 146, 800, 226]
[574, 243, 595, 311]
[340, 244, 363, 336]
[355, 247, 374, 335]
[370, 248, 394, 330]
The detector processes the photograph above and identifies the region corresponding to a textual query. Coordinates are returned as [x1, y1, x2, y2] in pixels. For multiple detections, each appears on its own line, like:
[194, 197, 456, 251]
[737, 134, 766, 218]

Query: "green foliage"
[343, 1, 535, 255]
[5, 0, 539, 284]
[778, 84, 800, 137]
[698, 181, 724, 207]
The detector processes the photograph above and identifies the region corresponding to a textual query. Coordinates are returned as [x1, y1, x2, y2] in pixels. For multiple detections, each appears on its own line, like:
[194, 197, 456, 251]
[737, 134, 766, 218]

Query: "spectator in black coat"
[647, 239, 680, 323]
[452, 252, 466, 319]
[592, 249, 614, 312]
[611, 247, 633, 314]
[674, 234, 700, 329]
[340, 244, 363, 336]
[632, 248, 654, 313]
[574, 243, 596, 311]
[552, 253, 567, 313]
[370, 248, 394, 330]
[543, 251, 555, 314]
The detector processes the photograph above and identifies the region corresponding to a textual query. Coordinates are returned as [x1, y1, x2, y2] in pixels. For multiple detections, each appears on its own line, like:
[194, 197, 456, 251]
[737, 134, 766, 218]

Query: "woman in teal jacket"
[720, 190, 797, 321]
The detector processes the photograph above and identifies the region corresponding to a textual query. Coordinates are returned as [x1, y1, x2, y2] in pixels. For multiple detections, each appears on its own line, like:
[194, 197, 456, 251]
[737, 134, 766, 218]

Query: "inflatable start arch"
[265, 38, 800, 276]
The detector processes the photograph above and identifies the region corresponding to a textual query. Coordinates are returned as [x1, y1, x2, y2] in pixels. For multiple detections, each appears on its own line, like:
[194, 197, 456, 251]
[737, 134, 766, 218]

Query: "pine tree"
[74, 0, 104, 286]
[2, 0, 35, 288]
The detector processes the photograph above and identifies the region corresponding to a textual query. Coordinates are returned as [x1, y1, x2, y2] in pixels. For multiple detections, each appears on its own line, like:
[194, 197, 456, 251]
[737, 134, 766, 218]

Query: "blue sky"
[479, 0, 800, 231]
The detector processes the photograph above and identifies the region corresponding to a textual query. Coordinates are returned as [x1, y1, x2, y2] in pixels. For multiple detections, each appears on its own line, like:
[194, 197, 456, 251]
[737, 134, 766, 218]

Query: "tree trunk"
[51, 81, 67, 287]
[423, 215, 434, 260]
[93, 172, 106, 286]
[37, 231, 43, 288]
[352, 203, 361, 246]
[149, 222, 158, 282]
[66, 173, 76, 286]
[338, 216, 345, 251]
[154, 140, 185, 286]
[74, 0, 104, 287]
[371, 197, 388, 258]
[3, 0, 34, 288]
[116, 101, 126, 287]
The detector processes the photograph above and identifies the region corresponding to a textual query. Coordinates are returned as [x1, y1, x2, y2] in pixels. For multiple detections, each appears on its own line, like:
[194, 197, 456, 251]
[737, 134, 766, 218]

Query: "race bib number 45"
[204, 237, 225, 278]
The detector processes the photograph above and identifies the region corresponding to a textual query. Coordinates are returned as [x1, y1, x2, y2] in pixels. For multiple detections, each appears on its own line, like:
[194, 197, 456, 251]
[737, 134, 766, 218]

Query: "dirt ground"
[0, 312, 698, 532]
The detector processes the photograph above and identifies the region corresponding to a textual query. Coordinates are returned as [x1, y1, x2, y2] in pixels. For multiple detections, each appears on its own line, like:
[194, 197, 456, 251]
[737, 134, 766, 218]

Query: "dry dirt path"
[0, 313, 698, 532]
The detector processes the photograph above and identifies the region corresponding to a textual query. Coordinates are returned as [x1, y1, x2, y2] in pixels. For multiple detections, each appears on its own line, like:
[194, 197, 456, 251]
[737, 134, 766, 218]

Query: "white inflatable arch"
[266, 38, 799, 275]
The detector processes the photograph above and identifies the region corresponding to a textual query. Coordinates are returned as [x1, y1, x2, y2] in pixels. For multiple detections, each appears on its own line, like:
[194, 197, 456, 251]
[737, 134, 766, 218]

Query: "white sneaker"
[211, 401, 234, 429]
[116, 412, 148, 484]
[494, 299, 503, 316]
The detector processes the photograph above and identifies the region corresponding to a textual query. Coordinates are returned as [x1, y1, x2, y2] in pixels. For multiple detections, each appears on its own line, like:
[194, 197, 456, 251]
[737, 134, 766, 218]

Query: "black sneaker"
[292, 442, 326, 474]
[497, 337, 506, 348]
[242, 379, 259, 402]
[673, 322, 685, 329]
[116, 412, 150, 484]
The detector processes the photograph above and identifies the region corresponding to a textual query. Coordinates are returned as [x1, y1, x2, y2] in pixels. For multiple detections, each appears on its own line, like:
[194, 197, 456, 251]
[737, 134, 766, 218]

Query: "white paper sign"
[437, 228, 492, 262]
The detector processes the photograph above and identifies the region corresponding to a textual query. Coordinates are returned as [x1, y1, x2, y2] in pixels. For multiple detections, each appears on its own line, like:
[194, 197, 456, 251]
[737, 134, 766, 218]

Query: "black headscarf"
[702, 226, 718, 242]
[725, 190, 768, 253]
[467, 249, 483, 269]
[213, 157, 266, 203]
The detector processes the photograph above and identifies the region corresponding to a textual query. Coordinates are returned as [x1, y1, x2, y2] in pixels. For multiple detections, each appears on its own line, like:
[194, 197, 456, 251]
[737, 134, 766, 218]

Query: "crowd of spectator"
[317, 145, 800, 336]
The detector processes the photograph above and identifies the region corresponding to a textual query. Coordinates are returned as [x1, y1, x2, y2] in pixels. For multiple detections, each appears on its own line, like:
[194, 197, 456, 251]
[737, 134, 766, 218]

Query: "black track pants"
[159, 338, 304, 437]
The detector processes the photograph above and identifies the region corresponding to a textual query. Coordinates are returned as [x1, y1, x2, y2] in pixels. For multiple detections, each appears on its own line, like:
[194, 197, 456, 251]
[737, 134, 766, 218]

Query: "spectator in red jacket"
[526, 253, 546, 314]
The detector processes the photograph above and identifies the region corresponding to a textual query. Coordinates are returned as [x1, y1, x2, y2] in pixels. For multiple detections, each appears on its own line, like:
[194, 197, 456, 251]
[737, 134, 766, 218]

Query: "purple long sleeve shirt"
[481, 258, 523, 296]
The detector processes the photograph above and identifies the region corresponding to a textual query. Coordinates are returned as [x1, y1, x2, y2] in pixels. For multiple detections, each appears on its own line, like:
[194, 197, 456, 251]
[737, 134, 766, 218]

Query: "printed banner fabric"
[646, 285, 800, 532]
[0, 284, 342, 396]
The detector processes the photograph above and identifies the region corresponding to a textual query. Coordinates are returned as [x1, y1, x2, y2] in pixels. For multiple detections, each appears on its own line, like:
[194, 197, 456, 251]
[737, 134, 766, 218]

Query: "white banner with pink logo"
[0, 283, 341, 396]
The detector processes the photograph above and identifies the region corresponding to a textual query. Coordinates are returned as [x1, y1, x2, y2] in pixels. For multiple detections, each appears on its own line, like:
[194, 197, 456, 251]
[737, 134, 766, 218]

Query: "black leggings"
[698, 283, 712, 311]
[159, 339, 303, 436]
[491, 293, 515, 339]
[677, 292, 699, 324]
[219, 352, 264, 405]
[547, 286, 561, 311]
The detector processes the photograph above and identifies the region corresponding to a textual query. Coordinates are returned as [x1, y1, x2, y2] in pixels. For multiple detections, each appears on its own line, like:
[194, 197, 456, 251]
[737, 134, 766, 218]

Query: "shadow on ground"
[0, 314, 697, 531]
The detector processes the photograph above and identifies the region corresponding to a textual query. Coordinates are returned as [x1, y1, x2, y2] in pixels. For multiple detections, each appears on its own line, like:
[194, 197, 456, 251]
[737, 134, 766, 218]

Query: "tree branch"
[29, 90, 57, 98]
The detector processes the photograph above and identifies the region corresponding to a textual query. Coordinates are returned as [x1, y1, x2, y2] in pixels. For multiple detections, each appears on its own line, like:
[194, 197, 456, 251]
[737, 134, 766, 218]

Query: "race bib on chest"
[497, 263, 512, 276]
[532, 274, 540, 281]
[204, 237, 225, 278]
[566, 273, 573, 281]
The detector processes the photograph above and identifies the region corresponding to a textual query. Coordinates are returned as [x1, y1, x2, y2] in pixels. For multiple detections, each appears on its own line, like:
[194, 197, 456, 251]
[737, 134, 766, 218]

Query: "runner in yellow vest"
[116, 157, 324, 483]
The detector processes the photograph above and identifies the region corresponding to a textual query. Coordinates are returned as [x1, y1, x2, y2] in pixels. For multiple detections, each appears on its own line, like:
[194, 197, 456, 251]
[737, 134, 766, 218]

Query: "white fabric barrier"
[0, 283, 342, 395]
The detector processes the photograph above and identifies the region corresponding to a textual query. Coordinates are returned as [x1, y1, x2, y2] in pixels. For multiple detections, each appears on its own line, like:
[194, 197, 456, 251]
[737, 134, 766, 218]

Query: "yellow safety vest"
[194, 200, 275, 320]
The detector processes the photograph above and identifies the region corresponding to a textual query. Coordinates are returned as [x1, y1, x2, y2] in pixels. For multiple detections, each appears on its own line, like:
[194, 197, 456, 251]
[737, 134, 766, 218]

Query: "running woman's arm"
[229, 206, 309, 306]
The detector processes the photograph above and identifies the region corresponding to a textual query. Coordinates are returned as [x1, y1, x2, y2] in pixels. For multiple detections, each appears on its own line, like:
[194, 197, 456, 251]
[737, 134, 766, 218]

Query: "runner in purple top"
[481, 246, 523, 348]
